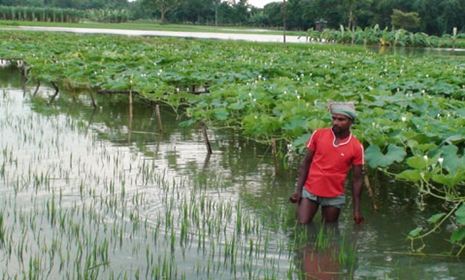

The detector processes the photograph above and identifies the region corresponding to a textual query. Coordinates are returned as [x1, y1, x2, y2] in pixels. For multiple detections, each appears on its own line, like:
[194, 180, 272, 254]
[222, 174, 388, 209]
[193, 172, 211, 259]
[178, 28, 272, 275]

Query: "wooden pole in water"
[201, 121, 212, 154]
[128, 90, 133, 142]
[128, 90, 133, 119]
[363, 166, 378, 211]
[86, 85, 97, 108]
[33, 78, 40, 96]
[271, 138, 278, 174]
[155, 104, 163, 133]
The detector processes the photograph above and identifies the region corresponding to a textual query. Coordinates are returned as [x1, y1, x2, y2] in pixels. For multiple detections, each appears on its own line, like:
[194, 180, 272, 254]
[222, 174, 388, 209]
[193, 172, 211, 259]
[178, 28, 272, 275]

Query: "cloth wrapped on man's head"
[328, 102, 357, 119]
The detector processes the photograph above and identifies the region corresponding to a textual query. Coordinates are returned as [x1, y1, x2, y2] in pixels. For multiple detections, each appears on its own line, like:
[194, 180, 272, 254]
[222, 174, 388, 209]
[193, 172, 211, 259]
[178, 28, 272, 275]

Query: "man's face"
[331, 113, 353, 134]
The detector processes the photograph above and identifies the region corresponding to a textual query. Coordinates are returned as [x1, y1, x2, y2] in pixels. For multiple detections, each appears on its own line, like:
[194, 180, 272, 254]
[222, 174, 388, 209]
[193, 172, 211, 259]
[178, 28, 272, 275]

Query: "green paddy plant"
[338, 235, 357, 277]
[4, 28, 465, 275]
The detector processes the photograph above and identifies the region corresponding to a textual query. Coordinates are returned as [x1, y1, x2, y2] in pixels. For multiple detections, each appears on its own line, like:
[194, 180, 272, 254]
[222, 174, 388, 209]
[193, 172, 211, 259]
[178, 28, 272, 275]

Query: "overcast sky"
[128, 0, 280, 9]
[248, 0, 278, 8]
[128, 1, 280, 9]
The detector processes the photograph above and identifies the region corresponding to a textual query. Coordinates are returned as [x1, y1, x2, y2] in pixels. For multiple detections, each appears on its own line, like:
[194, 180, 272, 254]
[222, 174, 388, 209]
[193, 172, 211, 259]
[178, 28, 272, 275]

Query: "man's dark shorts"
[302, 188, 346, 209]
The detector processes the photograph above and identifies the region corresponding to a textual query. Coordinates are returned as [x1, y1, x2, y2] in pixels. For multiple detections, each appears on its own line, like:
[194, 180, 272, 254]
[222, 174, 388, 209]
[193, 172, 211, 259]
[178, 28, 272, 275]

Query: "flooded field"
[0, 67, 463, 279]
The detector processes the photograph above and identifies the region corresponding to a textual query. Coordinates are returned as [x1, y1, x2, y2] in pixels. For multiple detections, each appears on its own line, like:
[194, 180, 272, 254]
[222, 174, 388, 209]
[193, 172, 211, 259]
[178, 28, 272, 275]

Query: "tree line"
[0, 0, 464, 36]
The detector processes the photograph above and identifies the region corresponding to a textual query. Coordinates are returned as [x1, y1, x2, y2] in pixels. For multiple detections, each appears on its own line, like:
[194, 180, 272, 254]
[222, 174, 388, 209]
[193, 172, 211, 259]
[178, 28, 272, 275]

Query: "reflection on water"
[291, 223, 357, 280]
[0, 68, 463, 278]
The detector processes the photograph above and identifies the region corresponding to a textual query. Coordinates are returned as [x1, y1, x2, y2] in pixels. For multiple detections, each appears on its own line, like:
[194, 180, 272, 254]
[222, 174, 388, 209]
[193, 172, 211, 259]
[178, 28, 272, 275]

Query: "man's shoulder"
[312, 128, 332, 135]
[310, 128, 332, 141]
[350, 134, 363, 145]
[349, 135, 364, 154]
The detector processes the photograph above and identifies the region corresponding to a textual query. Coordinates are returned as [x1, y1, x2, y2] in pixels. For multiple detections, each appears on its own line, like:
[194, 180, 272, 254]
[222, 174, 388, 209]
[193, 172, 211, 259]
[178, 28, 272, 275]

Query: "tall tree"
[175, 0, 214, 24]
[347, 0, 357, 30]
[413, 0, 443, 35]
[372, 0, 414, 29]
[231, 0, 250, 25]
[438, 0, 465, 35]
[391, 9, 420, 31]
[142, 0, 185, 22]
[216, 1, 235, 24]
[284, 0, 308, 30]
[329, 0, 373, 31]
[214, 0, 220, 26]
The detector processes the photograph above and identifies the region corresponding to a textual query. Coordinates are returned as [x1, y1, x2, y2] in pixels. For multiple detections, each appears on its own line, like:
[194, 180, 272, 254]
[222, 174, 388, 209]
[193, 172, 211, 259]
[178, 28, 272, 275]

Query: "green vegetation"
[0, 5, 82, 23]
[0, 87, 360, 277]
[0, 5, 131, 24]
[1, 28, 465, 256]
[307, 25, 465, 48]
[0, 0, 465, 36]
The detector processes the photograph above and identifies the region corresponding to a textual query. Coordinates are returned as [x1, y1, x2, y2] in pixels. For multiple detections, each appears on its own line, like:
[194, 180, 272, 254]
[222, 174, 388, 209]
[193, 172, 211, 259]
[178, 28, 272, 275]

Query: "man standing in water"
[290, 102, 365, 224]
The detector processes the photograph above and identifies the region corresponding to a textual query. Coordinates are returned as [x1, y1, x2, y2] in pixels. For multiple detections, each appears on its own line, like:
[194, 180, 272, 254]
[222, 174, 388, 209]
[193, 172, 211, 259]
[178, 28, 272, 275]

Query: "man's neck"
[334, 131, 350, 145]
[332, 128, 351, 139]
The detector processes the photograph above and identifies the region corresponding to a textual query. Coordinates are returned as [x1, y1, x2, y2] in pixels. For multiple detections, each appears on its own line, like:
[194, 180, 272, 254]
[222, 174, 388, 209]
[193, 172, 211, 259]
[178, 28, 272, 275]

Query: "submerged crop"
[2, 29, 465, 259]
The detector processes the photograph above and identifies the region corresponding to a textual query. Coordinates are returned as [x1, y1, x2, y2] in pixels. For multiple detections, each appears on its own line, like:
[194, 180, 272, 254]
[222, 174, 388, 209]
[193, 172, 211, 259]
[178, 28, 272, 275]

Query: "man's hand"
[353, 211, 364, 224]
[289, 192, 301, 203]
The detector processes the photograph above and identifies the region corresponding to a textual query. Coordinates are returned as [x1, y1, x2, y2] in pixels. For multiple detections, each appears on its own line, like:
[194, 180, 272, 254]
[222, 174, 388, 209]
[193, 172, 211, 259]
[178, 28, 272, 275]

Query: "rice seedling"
[3, 68, 462, 278]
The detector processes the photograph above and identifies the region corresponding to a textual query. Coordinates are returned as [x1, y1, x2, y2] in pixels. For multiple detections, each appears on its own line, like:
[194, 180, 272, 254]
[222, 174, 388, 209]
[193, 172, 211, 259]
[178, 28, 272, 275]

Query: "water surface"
[0, 67, 462, 279]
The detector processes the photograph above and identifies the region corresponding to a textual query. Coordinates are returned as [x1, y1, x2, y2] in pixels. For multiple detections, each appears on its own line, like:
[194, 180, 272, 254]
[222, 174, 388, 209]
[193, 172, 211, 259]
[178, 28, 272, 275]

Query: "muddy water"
[0, 67, 463, 279]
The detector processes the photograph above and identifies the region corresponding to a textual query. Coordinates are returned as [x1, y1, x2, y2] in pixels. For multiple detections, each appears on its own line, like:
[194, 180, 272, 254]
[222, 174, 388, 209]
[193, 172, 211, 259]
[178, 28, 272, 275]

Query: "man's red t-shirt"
[304, 128, 364, 197]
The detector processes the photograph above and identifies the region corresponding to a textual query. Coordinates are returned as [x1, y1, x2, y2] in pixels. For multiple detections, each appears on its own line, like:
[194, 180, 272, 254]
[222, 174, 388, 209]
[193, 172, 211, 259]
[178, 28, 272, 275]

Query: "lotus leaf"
[443, 134, 465, 145]
[396, 169, 423, 183]
[405, 154, 432, 170]
[305, 118, 327, 131]
[228, 101, 246, 110]
[437, 145, 465, 174]
[283, 119, 306, 131]
[432, 172, 465, 188]
[365, 144, 406, 168]
[292, 133, 312, 153]
[213, 108, 229, 121]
